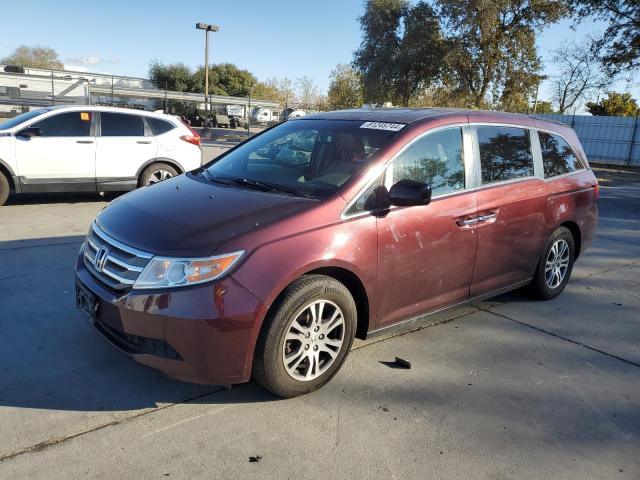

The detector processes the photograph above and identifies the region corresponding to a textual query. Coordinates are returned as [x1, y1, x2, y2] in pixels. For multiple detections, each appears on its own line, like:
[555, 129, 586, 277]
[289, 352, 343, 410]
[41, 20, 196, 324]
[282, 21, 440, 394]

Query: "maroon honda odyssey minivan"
[75, 108, 598, 397]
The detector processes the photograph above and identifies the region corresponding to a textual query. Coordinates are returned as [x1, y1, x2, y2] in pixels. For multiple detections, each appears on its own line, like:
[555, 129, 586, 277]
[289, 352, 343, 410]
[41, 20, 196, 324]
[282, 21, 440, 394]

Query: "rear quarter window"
[539, 131, 584, 178]
[147, 117, 176, 136]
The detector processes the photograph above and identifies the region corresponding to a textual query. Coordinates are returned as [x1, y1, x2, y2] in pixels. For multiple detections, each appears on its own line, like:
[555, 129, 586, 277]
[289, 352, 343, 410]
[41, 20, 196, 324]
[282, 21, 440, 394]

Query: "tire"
[528, 226, 575, 300]
[139, 163, 179, 187]
[252, 275, 357, 398]
[0, 173, 10, 206]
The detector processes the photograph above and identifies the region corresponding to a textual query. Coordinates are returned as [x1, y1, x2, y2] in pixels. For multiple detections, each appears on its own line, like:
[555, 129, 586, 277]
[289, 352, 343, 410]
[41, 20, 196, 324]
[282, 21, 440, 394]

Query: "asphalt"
[0, 178, 638, 479]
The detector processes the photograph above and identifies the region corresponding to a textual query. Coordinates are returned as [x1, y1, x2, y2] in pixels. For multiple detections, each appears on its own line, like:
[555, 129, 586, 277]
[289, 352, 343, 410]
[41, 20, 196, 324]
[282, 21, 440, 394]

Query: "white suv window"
[100, 113, 145, 136]
[32, 111, 91, 137]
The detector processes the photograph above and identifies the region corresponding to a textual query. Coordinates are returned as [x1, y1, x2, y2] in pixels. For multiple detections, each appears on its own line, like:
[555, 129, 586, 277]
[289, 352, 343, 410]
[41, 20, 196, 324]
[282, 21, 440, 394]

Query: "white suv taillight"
[180, 124, 201, 146]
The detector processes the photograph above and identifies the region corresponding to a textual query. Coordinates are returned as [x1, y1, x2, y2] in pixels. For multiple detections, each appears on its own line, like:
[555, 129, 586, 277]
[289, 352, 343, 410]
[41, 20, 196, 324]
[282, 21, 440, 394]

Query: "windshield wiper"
[226, 177, 307, 197]
[201, 170, 234, 186]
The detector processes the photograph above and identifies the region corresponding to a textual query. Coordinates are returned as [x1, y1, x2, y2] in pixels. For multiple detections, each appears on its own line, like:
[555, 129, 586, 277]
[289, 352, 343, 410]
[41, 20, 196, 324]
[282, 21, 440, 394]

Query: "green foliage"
[586, 92, 639, 117]
[327, 64, 364, 110]
[534, 101, 555, 114]
[354, 0, 445, 106]
[1, 45, 64, 69]
[148, 61, 194, 92]
[567, 0, 640, 74]
[192, 63, 257, 97]
[438, 0, 566, 109]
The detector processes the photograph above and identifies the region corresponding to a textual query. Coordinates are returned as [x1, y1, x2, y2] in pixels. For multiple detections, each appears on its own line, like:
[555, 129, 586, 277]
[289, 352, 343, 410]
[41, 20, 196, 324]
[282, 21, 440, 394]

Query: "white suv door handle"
[137, 140, 152, 144]
[76, 140, 94, 144]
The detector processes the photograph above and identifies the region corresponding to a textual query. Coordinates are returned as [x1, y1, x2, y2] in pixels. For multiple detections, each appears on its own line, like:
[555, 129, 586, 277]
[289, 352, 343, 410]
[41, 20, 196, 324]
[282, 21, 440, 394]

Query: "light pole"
[247, 83, 254, 134]
[196, 22, 219, 115]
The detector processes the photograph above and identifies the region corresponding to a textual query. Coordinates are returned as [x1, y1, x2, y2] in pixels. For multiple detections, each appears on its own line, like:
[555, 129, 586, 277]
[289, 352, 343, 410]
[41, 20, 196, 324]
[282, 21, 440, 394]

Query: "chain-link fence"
[0, 65, 280, 130]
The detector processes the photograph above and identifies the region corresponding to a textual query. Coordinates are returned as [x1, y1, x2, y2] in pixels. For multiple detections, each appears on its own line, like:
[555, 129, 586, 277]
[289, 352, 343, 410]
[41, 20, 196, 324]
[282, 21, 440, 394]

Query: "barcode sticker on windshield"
[360, 122, 405, 131]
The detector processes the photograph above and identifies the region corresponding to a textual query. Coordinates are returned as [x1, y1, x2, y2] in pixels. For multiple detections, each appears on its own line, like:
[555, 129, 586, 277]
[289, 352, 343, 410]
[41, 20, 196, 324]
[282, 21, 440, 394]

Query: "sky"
[1, 0, 638, 109]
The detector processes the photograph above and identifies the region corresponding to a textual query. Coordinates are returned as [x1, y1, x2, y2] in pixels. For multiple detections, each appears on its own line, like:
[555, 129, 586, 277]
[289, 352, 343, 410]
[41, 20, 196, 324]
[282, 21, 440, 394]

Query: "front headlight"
[133, 251, 244, 289]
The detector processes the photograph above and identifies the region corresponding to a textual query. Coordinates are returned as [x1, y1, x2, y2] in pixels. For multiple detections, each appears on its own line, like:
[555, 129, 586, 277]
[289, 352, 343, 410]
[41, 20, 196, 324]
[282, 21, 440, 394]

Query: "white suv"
[0, 106, 202, 205]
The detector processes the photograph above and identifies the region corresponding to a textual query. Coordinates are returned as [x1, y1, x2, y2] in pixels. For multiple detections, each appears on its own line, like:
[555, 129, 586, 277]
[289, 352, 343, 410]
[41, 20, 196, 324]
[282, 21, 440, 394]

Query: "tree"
[567, 0, 640, 74]
[251, 82, 280, 102]
[438, 0, 566, 108]
[148, 61, 194, 92]
[327, 64, 364, 110]
[586, 92, 639, 116]
[534, 101, 555, 114]
[295, 76, 322, 110]
[1, 45, 63, 69]
[354, 0, 445, 106]
[550, 43, 608, 114]
[260, 77, 297, 107]
[193, 63, 257, 97]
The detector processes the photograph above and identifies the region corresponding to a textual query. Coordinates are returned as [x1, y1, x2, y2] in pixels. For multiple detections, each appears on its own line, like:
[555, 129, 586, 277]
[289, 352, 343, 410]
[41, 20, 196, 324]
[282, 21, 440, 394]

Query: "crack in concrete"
[478, 307, 640, 369]
[0, 388, 224, 464]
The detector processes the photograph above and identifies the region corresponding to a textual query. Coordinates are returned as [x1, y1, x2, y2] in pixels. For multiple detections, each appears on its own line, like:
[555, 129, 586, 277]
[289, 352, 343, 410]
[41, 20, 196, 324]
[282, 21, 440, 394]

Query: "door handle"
[136, 140, 152, 144]
[478, 212, 498, 222]
[456, 217, 479, 227]
[76, 140, 94, 144]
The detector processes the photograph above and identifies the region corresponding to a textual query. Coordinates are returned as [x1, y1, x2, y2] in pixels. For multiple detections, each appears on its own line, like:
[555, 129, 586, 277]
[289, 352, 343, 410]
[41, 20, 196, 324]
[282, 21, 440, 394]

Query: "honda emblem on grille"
[94, 246, 109, 272]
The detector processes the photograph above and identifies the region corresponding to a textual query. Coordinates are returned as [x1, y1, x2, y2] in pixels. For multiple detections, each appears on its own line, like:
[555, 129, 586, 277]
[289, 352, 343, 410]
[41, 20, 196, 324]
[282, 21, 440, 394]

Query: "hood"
[96, 173, 316, 257]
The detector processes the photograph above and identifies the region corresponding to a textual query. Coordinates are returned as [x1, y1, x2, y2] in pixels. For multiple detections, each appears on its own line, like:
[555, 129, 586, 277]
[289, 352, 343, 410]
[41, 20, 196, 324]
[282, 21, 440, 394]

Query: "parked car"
[75, 108, 598, 398]
[214, 114, 231, 128]
[0, 105, 202, 205]
[280, 108, 306, 121]
[252, 107, 279, 124]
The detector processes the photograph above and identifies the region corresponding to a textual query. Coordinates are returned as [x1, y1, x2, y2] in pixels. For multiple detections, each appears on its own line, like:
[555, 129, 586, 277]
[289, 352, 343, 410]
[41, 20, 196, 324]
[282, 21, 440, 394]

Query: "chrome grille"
[83, 223, 152, 291]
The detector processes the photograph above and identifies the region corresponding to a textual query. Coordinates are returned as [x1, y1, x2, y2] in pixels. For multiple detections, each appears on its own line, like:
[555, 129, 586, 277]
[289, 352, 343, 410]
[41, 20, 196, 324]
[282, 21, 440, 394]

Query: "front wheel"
[252, 275, 357, 398]
[528, 226, 575, 300]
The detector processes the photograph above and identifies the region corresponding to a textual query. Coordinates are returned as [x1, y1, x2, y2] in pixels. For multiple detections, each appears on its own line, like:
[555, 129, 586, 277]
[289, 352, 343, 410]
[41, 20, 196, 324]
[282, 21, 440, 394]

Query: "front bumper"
[75, 252, 266, 385]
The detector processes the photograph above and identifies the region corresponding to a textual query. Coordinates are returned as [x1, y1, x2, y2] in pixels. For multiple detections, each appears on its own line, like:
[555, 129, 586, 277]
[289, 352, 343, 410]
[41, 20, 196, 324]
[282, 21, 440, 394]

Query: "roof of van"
[301, 107, 566, 127]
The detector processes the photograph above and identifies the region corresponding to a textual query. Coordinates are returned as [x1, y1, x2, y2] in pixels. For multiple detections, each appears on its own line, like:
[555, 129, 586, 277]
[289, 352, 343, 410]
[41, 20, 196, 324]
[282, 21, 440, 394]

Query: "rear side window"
[31, 111, 91, 137]
[147, 117, 175, 135]
[478, 126, 533, 184]
[539, 131, 583, 178]
[100, 112, 145, 136]
[392, 127, 465, 196]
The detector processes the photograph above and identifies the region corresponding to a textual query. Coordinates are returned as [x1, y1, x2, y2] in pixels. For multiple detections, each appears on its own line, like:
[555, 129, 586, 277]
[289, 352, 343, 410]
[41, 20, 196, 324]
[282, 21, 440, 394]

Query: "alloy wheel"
[282, 300, 345, 381]
[147, 169, 174, 185]
[545, 239, 570, 289]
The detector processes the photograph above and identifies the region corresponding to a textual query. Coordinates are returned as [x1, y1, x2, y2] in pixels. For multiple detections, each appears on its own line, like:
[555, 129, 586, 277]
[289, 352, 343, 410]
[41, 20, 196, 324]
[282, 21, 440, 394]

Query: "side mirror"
[389, 179, 432, 207]
[16, 127, 42, 138]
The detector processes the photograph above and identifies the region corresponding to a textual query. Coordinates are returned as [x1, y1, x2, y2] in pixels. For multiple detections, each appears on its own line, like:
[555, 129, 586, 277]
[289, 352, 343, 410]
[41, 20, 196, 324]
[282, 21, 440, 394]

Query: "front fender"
[230, 215, 379, 371]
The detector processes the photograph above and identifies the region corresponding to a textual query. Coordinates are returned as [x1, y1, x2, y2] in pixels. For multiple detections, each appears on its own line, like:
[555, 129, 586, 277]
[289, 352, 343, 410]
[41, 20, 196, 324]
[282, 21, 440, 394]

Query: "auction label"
[360, 122, 405, 131]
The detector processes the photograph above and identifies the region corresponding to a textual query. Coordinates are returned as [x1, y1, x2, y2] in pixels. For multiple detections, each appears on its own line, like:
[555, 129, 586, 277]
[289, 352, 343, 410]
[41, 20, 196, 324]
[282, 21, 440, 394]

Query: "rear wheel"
[0, 173, 10, 206]
[252, 275, 357, 398]
[528, 226, 575, 300]
[139, 163, 178, 187]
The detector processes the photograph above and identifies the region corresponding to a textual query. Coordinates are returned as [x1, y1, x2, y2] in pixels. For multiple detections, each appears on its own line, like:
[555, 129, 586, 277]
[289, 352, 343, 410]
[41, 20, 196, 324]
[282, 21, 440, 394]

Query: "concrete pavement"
[0, 183, 638, 479]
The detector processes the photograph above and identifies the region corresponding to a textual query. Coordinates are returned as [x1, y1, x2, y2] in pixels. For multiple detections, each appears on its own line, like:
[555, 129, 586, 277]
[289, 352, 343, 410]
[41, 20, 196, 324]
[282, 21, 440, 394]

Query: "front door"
[15, 110, 96, 191]
[376, 125, 478, 329]
[95, 112, 157, 190]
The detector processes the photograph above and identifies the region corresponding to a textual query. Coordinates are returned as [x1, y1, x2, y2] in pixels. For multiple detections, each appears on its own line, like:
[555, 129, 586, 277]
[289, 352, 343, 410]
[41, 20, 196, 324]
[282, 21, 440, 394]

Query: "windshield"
[204, 119, 403, 199]
[0, 108, 51, 130]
